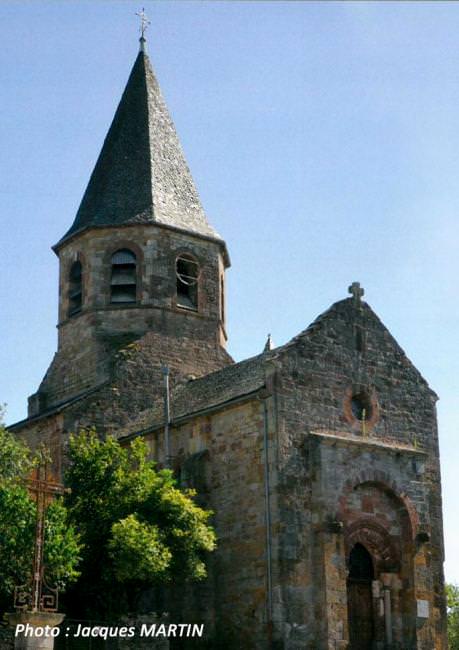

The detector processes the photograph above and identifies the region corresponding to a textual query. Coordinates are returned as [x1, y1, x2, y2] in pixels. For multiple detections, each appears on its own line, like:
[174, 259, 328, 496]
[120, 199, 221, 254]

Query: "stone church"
[10, 34, 447, 650]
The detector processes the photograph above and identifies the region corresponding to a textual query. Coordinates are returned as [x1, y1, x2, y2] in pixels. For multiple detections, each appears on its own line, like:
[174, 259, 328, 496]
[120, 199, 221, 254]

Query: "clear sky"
[1, 1, 458, 582]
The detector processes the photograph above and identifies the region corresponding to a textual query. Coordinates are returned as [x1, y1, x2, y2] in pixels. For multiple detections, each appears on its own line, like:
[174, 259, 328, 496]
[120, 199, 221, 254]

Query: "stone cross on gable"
[348, 281, 364, 306]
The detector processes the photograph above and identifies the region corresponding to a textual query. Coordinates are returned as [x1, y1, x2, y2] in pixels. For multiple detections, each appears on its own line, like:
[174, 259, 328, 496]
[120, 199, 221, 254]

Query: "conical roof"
[56, 47, 223, 249]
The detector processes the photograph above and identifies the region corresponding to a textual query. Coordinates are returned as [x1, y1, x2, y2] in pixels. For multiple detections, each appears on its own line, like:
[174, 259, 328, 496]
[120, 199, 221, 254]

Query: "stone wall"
[12, 298, 447, 650]
[142, 398, 273, 649]
[29, 223, 229, 415]
[270, 298, 447, 649]
[12, 395, 272, 648]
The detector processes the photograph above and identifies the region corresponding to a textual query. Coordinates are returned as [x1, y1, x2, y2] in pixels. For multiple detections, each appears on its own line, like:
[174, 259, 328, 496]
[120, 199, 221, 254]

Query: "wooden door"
[347, 543, 374, 650]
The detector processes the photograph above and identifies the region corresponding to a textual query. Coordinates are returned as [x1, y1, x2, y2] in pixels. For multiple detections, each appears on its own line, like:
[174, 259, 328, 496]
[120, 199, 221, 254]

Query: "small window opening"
[110, 249, 137, 304]
[176, 255, 199, 310]
[351, 392, 372, 421]
[220, 276, 225, 323]
[68, 261, 82, 316]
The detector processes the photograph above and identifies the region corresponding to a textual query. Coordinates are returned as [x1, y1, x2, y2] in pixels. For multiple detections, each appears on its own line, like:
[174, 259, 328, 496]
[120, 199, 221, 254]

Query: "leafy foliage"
[447, 583, 459, 649]
[64, 431, 216, 617]
[0, 418, 81, 610]
[44, 499, 83, 590]
[0, 413, 34, 484]
[0, 417, 215, 618]
[0, 484, 35, 598]
[109, 515, 171, 582]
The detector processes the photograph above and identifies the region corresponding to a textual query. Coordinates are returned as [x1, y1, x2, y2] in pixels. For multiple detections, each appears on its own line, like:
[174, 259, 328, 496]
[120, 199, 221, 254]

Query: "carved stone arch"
[338, 469, 419, 539]
[102, 239, 145, 269]
[340, 474, 418, 648]
[345, 517, 400, 574]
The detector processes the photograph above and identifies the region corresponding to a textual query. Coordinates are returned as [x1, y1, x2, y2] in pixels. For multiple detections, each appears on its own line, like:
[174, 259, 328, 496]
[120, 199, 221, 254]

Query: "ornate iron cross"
[136, 7, 151, 39]
[14, 451, 67, 613]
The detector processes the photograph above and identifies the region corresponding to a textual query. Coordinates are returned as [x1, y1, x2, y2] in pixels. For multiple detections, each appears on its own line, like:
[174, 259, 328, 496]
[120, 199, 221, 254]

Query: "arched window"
[220, 276, 225, 323]
[68, 261, 82, 316]
[110, 249, 137, 303]
[176, 254, 199, 310]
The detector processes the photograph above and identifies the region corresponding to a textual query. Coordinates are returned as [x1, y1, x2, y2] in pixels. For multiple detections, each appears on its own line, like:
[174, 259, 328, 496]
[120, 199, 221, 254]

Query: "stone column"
[371, 579, 386, 646]
[380, 572, 400, 649]
[383, 586, 393, 647]
[7, 612, 65, 650]
[321, 520, 349, 650]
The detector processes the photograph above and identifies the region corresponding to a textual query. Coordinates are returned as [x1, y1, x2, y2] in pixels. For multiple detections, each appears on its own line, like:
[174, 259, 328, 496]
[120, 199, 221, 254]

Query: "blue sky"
[1, 1, 459, 581]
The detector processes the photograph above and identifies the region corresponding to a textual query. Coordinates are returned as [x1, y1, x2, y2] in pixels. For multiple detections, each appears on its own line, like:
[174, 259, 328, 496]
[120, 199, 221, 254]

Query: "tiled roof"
[56, 48, 222, 248]
[119, 351, 272, 439]
[118, 297, 435, 439]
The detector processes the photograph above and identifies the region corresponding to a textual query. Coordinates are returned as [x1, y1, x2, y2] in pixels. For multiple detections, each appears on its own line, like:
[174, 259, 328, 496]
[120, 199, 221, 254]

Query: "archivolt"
[345, 517, 400, 574]
[337, 469, 418, 539]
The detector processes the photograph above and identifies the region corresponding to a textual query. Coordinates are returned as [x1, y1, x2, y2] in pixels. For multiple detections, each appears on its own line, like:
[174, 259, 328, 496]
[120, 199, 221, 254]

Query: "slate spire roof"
[56, 46, 222, 249]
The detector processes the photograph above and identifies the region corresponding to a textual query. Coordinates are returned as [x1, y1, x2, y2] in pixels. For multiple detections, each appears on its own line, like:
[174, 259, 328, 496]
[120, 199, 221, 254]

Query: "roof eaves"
[118, 385, 265, 444]
[7, 383, 108, 431]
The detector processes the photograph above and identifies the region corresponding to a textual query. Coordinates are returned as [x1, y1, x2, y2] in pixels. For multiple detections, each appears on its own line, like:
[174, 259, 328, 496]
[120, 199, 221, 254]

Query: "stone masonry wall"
[141, 398, 272, 649]
[30, 224, 229, 415]
[12, 396, 273, 648]
[12, 297, 447, 650]
[271, 298, 447, 649]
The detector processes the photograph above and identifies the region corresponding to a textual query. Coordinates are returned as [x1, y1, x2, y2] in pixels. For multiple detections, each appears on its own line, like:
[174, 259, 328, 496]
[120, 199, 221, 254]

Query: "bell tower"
[28, 35, 231, 417]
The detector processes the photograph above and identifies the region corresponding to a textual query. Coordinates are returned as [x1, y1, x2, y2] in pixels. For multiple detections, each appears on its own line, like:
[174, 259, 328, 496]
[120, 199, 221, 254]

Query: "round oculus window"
[351, 392, 372, 421]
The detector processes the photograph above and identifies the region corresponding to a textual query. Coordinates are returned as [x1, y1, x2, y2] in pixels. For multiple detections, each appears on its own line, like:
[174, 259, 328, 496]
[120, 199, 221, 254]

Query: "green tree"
[0, 417, 81, 612]
[447, 583, 459, 649]
[64, 431, 216, 618]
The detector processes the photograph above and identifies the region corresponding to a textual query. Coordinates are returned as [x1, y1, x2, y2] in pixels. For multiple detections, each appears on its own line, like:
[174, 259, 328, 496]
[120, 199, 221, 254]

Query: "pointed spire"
[55, 43, 223, 249]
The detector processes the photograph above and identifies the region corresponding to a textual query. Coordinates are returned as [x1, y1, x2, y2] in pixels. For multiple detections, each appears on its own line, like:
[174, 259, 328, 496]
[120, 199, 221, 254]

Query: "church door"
[347, 543, 375, 650]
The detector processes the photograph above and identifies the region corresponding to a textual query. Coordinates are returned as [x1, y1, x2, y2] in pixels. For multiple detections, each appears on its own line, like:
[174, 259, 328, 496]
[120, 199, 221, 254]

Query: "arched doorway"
[347, 543, 374, 650]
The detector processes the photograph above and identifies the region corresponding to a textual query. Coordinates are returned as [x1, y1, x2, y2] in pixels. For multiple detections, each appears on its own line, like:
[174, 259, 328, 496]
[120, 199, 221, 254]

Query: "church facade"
[10, 38, 447, 650]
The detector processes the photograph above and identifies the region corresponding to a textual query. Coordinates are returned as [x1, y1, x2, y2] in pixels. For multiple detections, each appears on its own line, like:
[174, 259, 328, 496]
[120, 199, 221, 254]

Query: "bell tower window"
[68, 261, 83, 316]
[176, 254, 199, 310]
[220, 276, 225, 323]
[110, 249, 137, 303]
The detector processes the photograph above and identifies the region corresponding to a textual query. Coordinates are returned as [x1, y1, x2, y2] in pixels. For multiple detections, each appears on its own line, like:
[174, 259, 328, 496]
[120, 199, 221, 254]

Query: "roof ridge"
[141, 51, 155, 213]
[55, 48, 224, 250]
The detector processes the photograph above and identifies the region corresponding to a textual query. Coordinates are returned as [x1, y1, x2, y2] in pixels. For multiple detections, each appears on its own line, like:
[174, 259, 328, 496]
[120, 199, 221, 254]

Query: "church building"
[10, 32, 447, 650]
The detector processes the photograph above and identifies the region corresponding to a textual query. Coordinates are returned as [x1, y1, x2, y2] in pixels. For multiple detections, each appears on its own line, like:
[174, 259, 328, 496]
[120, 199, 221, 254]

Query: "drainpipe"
[162, 366, 170, 468]
[259, 395, 273, 641]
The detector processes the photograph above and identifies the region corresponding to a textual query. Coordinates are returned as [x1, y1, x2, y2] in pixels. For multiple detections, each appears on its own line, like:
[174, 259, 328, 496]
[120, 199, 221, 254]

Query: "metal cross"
[348, 281, 364, 306]
[14, 450, 67, 613]
[136, 7, 151, 39]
